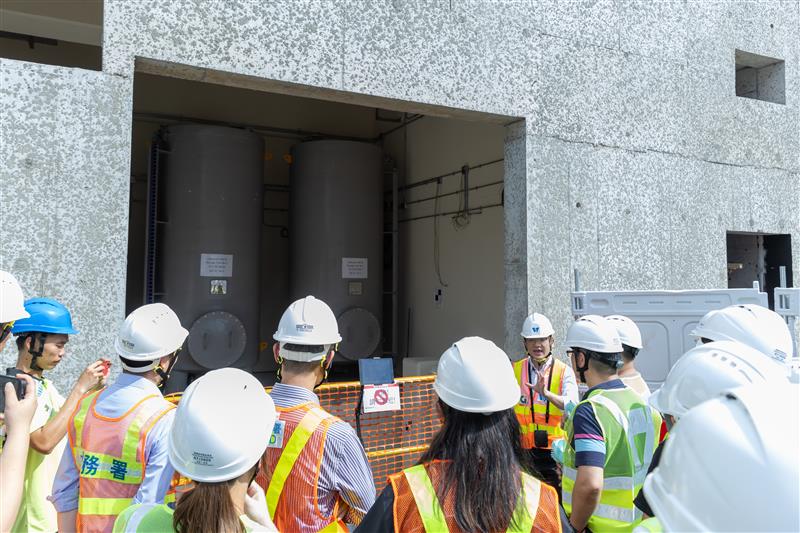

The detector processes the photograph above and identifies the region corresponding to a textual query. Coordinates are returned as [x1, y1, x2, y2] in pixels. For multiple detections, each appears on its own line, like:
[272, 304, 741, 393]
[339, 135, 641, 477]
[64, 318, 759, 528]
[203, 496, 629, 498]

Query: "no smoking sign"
[362, 383, 401, 414]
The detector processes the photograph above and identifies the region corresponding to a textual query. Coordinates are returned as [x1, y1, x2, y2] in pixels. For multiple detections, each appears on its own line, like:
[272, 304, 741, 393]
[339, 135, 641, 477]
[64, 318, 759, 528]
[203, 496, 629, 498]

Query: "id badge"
[267, 420, 286, 449]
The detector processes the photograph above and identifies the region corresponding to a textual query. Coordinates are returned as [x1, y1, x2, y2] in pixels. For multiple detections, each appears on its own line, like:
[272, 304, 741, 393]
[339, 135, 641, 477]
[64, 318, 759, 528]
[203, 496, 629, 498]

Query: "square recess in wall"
[735, 50, 785, 105]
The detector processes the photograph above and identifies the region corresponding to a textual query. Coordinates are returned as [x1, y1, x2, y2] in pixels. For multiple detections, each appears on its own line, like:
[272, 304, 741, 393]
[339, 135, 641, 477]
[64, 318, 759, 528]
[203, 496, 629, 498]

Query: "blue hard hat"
[12, 298, 79, 335]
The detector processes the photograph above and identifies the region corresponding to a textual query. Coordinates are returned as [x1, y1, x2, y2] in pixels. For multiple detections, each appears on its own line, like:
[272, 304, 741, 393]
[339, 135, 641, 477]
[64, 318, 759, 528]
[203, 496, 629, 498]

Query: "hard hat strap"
[155, 348, 181, 389]
[27, 333, 47, 372]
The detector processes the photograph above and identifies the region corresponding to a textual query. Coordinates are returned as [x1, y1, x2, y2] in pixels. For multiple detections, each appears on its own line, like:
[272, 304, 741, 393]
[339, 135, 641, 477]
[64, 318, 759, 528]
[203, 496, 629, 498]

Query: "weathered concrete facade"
[1, 1, 798, 389]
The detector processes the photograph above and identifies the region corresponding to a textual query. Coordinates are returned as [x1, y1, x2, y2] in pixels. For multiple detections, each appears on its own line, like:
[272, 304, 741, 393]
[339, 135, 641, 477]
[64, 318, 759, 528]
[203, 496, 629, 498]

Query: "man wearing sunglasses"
[52, 303, 188, 533]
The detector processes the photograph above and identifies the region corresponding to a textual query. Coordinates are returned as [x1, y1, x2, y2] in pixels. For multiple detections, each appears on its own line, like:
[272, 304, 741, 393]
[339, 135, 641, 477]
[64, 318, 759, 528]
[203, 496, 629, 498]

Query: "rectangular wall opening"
[735, 49, 786, 105]
[0, 1, 102, 70]
[126, 72, 511, 390]
[727, 232, 793, 308]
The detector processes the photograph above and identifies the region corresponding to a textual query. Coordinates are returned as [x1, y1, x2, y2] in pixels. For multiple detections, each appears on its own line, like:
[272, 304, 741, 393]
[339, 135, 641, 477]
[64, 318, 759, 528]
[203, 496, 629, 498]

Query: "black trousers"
[530, 447, 562, 497]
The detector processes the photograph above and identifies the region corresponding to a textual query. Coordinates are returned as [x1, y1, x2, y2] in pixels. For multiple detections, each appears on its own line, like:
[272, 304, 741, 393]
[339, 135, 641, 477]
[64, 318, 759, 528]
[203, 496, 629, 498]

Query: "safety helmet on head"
[691, 304, 793, 365]
[168, 368, 276, 483]
[644, 383, 799, 532]
[115, 303, 188, 372]
[649, 340, 788, 419]
[565, 315, 623, 354]
[434, 336, 519, 414]
[12, 298, 78, 335]
[605, 315, 643, 350]
[0, 271, 30, 323]
[274, 296, 342, 362]
[520, 312, 555, 339]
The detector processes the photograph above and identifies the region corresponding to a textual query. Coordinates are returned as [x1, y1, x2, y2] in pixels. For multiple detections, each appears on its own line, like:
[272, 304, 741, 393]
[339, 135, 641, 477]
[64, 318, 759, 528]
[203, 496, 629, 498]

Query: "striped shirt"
[269, 383, 376, 523]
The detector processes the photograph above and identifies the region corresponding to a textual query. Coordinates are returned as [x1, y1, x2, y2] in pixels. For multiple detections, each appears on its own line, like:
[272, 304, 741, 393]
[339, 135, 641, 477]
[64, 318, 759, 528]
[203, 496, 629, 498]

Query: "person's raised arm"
[29, 359, 106, 454]
[0, 374, 37, 531]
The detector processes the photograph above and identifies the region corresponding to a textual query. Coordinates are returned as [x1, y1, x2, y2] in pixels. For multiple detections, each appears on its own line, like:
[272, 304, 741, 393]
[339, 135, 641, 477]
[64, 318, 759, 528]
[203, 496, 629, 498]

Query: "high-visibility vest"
[633, 517, 663, 532]
[513, 357, 567, 449]
[67, 390, 175, 533]
[258, 402, 344, 532]
[111, 503, 259, 532]
[562, 387, 662, 533]
[388, 460, 563, 533]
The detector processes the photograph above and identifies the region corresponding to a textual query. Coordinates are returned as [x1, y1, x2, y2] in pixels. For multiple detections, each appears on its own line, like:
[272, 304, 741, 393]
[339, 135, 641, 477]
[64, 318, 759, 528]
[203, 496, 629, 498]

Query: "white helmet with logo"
[274, 296, 342, 362]
[168, 368, 276, 482]
[644, 383, 799, 532]
[114, 303, 189, 372]
[649, 340, 788, 419]
[691, 304, 793, 365]
[434, 336, 519, 414]
[0, 270, 30, 323]
[606, 315, 643, 350]
[520, 313, 555, 339]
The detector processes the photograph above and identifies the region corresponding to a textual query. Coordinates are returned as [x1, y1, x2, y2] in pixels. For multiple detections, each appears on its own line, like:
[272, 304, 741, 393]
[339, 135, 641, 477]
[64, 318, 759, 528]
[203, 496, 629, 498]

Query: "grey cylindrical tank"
[159, 125, 263, 376]
[290, 141, 383, 359]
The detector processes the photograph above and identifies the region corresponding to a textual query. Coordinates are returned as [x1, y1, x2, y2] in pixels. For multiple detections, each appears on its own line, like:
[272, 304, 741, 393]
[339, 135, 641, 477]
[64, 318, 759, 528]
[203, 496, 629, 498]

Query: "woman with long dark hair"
[112, 368, 278, 532]
[356, 336, 569, 533]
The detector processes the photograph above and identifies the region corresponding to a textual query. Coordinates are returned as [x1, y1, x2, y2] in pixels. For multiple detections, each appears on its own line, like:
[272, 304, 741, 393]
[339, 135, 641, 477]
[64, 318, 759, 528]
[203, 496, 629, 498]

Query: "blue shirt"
[50, 373, 175, 512]
[269, 383, 376, 523]
[571, 379, 627, 468]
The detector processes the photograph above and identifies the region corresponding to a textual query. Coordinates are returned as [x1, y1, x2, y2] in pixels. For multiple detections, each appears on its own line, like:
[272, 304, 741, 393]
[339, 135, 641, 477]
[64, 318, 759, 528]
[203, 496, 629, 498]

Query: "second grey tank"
[289, 140, 383, 359]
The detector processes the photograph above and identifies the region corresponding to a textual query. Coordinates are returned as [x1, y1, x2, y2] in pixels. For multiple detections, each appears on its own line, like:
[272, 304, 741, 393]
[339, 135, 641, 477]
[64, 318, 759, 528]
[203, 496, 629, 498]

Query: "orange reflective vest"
[257, 402, 346, 533]
[67, 390, 174, 533]
[388, 460, 563, 533]
[513, 357, 567, 449]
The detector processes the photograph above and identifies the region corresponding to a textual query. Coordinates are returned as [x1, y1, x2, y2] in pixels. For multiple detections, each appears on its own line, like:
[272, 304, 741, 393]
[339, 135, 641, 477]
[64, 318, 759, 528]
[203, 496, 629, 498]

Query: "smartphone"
[0, 374, 27, 413]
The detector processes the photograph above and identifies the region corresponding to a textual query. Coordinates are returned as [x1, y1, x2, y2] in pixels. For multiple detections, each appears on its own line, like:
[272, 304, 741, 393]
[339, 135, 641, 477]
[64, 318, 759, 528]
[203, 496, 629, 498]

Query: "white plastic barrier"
[774, 287, 800, 358]
[571, 285, 768, 390]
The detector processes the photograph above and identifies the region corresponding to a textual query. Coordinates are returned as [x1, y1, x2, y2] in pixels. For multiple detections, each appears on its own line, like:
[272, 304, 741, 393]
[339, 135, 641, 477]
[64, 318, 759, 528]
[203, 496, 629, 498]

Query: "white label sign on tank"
[342, 257, 368, 279]
[200, 253, 234, 277]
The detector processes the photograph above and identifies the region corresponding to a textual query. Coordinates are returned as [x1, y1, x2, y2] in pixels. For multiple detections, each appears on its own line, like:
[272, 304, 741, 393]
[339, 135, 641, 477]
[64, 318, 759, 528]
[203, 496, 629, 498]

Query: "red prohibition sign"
[374, 389, 389, 405]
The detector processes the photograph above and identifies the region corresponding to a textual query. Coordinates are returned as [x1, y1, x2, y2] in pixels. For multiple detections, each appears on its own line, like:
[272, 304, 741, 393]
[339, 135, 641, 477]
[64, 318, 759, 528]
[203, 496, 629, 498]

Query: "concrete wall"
[2, 0, 798, 389]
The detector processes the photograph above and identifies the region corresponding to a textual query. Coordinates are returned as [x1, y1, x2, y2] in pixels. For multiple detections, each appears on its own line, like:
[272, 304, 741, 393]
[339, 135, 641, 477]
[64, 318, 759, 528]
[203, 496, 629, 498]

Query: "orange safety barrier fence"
[164, 375, 441, 492]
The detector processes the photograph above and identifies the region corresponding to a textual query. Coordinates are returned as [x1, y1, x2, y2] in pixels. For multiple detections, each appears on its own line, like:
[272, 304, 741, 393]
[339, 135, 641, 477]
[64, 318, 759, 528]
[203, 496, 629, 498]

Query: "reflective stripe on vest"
[562, 387, 661, 533]
[266, 406, 331, 516]
[403, 464, 542, 533]
[513, 357, 567, 448]
[633, 517, 663, 533]
[317, 519, 349, 533]
[69, 390, 174, 532]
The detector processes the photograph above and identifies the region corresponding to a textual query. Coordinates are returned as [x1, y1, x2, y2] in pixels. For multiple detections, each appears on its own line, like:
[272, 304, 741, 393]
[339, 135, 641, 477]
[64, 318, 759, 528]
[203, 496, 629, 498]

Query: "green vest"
[633, 517, 663, 532]
[562, 387, 662, 533]
[112, 503, 256, 532]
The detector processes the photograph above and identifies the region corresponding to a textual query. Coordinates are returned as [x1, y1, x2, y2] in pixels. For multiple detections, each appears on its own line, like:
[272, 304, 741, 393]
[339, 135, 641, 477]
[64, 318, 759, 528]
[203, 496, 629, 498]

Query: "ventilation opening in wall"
[0, 1, 102, 71]
[735, 50, 785, 105]
[727, 232, 793, 309]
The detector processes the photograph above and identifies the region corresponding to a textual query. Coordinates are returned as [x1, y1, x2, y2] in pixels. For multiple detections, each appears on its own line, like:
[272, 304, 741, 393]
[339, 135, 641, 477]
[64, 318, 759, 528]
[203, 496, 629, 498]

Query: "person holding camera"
[5, 298, 106, 532]
[513, 313, 578, 493]
[0, 271, 38, 531]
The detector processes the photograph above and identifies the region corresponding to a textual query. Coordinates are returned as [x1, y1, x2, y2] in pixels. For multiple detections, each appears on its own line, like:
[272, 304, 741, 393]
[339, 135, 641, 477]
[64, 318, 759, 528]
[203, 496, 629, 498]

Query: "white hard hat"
[434, 336, 519, 414]
[605, 315, 643, 350]
[565, 315, 623, 354]
[168, 368, 276, 483]
[649, 340, 788, 419]
[114, 303, 189, 372]
[274, 296, 342, 361]
[0, 270, 30, 323]
[691, 304, 793, 364]
[520, 313, 555, 339]
[644, 383, 799, 532]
